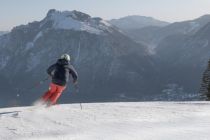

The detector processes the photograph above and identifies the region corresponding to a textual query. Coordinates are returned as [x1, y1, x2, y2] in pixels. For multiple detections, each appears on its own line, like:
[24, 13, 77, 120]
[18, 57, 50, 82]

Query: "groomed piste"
[0, 102, 210, 140]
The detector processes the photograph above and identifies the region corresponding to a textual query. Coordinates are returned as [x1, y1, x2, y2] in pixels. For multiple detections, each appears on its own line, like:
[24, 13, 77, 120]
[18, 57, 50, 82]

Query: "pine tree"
[199, 59, 210, 100]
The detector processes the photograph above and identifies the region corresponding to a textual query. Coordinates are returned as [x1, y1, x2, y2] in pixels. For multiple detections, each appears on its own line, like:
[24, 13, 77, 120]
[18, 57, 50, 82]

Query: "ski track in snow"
[0, 102, 210, 140]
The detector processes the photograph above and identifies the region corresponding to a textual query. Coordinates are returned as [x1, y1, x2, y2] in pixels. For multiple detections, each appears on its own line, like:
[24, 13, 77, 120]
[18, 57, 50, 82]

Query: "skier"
[41, 54, 78, 106]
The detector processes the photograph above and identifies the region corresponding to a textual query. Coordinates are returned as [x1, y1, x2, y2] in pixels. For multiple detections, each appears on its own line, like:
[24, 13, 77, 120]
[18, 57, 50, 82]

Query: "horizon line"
[1, 9, 210, 31]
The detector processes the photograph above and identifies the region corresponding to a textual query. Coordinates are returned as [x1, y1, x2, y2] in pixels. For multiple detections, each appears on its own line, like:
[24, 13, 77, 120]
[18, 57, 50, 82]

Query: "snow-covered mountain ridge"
[0, 102, 210, 140]
[20, 9, 113, 35]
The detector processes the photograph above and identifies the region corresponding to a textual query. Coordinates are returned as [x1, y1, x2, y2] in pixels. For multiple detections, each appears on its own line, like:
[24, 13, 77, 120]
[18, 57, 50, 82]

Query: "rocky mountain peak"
[47, 9, 91, 22]
[43, 9, 113, 34]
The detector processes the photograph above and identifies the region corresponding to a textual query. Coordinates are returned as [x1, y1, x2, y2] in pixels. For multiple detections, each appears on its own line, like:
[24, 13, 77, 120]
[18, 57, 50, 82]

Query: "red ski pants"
[42, 83, 66, 105]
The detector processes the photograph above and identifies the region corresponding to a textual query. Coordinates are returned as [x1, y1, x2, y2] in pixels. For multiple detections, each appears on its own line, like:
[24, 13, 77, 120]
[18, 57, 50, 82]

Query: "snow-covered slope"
[0, 102, 210, 140]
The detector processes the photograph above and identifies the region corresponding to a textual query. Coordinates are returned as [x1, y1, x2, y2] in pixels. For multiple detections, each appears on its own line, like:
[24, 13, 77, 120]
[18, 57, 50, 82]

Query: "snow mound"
[45, 9, 113, 35]
[0, 102, 210, 140]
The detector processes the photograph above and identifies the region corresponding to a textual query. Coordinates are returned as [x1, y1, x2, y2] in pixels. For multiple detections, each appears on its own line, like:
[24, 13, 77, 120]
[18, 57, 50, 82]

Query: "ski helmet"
[61, 54, 71, 61]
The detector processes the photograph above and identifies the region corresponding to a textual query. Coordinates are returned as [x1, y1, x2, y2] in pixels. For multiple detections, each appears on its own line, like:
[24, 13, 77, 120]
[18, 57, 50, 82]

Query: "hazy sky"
[1, 0, 210, 31]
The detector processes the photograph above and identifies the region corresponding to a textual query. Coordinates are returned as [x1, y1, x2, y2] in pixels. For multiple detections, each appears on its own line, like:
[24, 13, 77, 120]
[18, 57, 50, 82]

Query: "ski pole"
[80, 102, 83, 110]
[74, 83, 82, 110]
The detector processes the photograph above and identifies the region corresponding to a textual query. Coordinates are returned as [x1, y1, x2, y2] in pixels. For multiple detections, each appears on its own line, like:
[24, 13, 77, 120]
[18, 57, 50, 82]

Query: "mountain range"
[155, 21, 210, 99]
[0, 9, 210, 106]
[0, 9, 157, 106]
[116, 15, 210, 53]
[110, 13, 210, 100]
[109, 15, 169, 31]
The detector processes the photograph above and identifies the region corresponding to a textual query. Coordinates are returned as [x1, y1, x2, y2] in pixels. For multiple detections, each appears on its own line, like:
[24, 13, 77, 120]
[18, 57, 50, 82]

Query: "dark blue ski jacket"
[47, 59, 78, 86]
